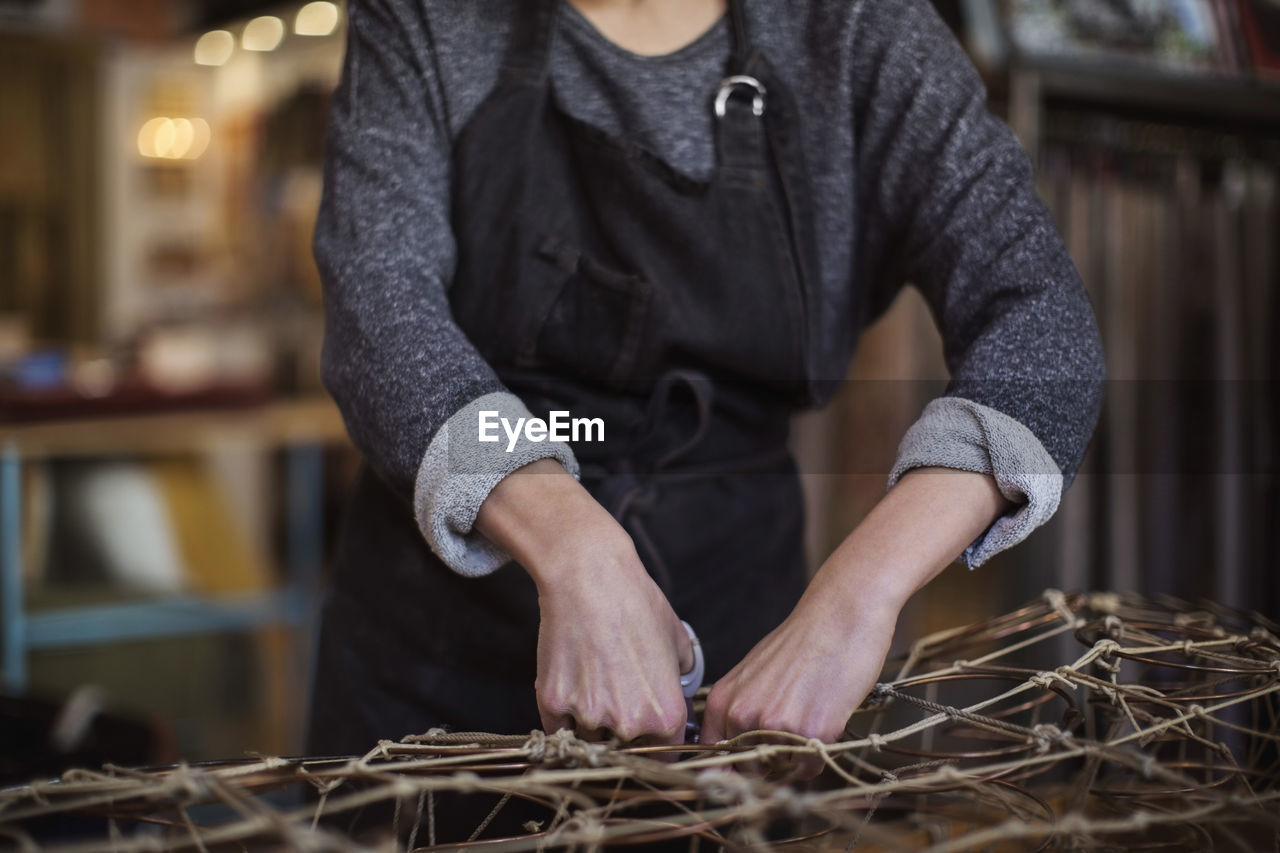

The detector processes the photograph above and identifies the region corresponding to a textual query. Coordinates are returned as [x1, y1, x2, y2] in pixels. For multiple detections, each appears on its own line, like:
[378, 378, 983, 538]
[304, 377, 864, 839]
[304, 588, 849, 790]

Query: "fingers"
[703, 680, 847, 781]
[788, 753, 826, 782]
[701, 697, 723, 745]
[697, 604, 890, 778]
[700, 681, 735, 745]
[641, 699, 689, 747]
[538, 692, 686, 746]
[577, 722, 612, 743]
[593, 693, 688, 746]
[538, 701, 573, 740]
[539, 693, 613, 742]
[540, 710, 611, 743]
[707, 687, 770, 777]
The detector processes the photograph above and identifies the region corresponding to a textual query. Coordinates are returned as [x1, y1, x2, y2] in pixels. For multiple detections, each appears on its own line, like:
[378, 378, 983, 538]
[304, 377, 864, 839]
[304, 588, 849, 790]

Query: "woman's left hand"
[700, 583, 897, 749]
[700, 467, 1014, 762]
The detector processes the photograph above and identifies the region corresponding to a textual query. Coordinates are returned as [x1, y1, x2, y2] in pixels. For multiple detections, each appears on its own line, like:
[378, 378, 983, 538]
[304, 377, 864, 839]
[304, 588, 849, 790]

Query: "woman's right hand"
[474, 459, 692, 744]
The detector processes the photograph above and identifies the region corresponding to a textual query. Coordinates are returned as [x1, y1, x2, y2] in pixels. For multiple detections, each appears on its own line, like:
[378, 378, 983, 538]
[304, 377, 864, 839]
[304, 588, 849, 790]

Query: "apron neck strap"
[501, 0, 560, 80]
[727, 0, 754, 70]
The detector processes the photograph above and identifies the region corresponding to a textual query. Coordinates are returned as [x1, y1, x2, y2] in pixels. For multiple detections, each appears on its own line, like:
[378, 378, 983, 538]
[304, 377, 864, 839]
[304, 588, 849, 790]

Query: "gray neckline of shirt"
[543, 2, 733, 181]
[557, 1, 732, 66]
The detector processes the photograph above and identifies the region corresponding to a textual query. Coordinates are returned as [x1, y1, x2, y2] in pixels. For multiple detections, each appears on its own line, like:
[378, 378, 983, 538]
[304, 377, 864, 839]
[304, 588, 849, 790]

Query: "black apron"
[308, 0, 822, 759]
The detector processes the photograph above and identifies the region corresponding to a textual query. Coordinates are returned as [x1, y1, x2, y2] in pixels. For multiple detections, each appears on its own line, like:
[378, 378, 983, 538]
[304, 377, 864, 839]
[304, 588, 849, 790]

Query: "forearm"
[804, 467, 1013, 620]
[473, 458, 634, 589]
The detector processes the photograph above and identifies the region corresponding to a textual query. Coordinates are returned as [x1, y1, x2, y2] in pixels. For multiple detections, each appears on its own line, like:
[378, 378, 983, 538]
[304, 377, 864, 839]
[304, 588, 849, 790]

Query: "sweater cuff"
[887, 397, 1062, 568]
[414, 391, 581, 577]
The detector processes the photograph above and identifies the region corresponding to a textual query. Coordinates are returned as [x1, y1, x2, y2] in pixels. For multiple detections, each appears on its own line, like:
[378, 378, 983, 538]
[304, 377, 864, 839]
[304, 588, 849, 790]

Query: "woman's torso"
[421, 0, 874, 380]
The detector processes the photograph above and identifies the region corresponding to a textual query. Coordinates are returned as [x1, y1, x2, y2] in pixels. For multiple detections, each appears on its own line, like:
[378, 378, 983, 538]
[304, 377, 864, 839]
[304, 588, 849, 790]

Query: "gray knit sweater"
[314, 0, 1106, 576]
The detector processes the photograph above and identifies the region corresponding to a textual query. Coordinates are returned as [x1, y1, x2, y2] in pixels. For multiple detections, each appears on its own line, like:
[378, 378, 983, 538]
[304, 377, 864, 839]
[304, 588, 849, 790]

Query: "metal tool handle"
[679, 620, 704, 699]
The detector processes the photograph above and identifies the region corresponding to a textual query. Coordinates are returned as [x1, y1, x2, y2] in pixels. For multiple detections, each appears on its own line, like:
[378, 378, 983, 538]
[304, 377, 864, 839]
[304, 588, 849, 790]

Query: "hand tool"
[679, 620, 704, 743]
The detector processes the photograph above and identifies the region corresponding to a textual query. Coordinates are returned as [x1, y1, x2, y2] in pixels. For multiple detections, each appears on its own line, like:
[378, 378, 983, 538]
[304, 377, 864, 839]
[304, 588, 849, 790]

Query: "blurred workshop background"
[0, 0, 1276, 777]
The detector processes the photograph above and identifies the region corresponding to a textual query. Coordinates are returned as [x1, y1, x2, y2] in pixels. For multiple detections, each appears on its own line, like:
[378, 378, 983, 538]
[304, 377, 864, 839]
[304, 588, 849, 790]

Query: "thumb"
[700, 683, 725, 745]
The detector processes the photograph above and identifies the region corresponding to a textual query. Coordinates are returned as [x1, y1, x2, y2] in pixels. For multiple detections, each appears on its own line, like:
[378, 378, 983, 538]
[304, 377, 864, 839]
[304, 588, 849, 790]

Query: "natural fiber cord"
[2, 590, 1277, 851]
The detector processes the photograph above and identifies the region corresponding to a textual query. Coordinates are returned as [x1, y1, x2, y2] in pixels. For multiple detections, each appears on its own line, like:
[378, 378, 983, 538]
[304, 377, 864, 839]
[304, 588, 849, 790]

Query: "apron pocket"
[524, 235, 652, 389]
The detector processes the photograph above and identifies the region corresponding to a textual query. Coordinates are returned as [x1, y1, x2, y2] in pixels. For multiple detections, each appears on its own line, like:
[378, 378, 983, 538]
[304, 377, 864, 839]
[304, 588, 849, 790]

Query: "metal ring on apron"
[714, 74, 766, 118]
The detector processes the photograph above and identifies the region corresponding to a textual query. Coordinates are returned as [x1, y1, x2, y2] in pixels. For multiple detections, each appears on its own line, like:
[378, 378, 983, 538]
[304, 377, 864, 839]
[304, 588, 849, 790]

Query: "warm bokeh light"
[170, 118, 194, 157]
[193, 29, 235, 66]
[188, 117, 212, 159]
[137, 117, 170, 158]
[137, 117, 212, 160]
[242, 16, 284, 51]
[295, 2, 339, 37]
[153, 117, 176, 156]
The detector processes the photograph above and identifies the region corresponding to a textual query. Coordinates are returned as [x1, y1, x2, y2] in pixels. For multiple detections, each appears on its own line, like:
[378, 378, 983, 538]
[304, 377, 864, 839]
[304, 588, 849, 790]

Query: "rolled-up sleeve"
[851, 0, 1105, 565]
[888, 398, 1063, 566]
